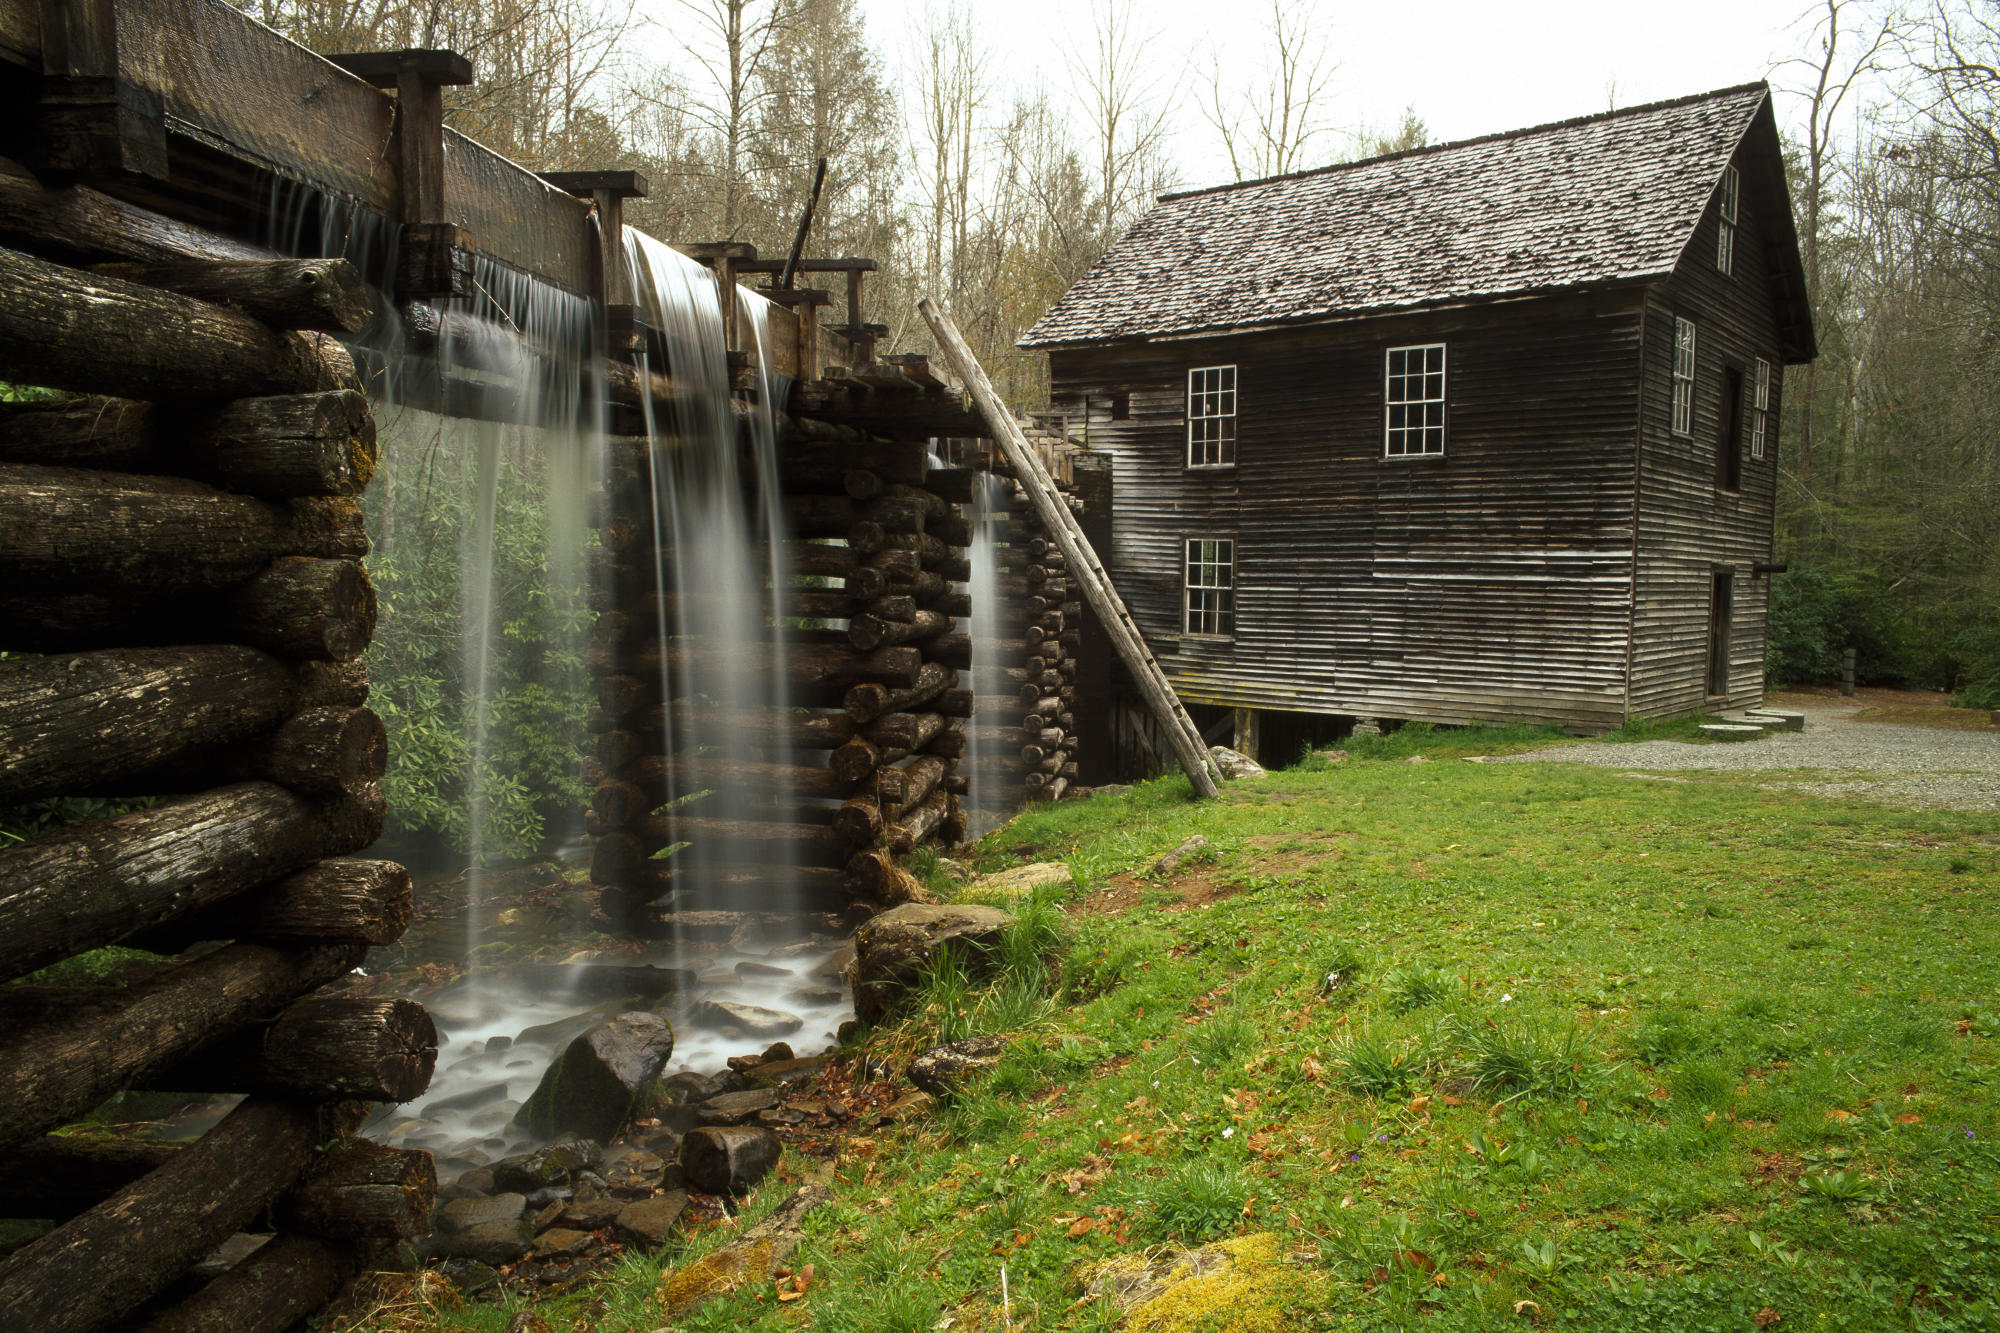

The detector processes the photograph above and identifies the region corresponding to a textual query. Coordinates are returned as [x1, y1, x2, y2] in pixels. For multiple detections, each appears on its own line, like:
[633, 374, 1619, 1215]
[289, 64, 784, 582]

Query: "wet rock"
[755, 1106, 806, 1128]
[515, 1011, 675, 1142]
[533, 1227, 595, 1258]
[680, 1126, 782, 1195]
[741, 1056, 827, 1089]
[525, 1185, 572, 1211]
[559, 1185, 621, 1230]
[908, 1035, 1007, 1098]
[734, 959, 790, 979]
[788, 985, 845, 1007]
[439, 1258, 502, 1300]
[600, 1148, 668, 1196]
[850, 903, 1012, 1025]
[431, 1218, 534, 1266]
[436, 1193, 527, 1233]
[966, 862, 1072, 901]
[761, 1041, 795, 1061]
[660, 1070, 726, 1104]
[695, 1087, 783, 1125]
[809, 948, 856, 981]
[614, 1190, 690, 1246]
[487, 1034, 512, 1052]
[1153, 835, 1213, 875]
[531, 1199, 566, 1232]
[695, 1000, 804, 1039]
[491, 1136, 599, 1194]
[725, 1052, 766, 1074]
[440, 1167, 498, 1200]
[1208, 745, 1268, 779]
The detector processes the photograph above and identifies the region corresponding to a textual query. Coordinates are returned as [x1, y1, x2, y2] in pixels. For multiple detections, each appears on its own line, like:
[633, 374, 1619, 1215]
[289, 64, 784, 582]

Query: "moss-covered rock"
[514, 1011, 673, 1142]
[1082, 1233, 1327, 1332]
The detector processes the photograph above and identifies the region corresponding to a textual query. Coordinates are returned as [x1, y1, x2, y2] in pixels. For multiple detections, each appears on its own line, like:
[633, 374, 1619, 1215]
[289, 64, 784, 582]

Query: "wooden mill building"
[1023, 84, 1816, 740]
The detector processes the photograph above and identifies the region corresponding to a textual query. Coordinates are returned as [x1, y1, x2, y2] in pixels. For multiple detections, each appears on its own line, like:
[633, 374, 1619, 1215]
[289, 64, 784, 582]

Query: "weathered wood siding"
[1629, 147, 1785, 719]
[1052, 288, 1646, 733]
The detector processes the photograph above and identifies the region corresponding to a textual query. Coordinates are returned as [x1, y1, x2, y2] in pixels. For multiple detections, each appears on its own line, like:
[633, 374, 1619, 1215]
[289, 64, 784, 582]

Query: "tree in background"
[1200, 0, 1339, 181]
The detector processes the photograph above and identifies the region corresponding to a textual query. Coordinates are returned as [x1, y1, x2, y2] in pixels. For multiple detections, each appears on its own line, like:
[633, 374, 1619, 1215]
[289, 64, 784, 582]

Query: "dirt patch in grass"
[1079, 870, 1245, 916]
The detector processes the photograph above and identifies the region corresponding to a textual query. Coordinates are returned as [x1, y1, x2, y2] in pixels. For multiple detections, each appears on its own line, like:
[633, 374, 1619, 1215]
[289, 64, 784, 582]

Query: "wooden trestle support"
[0, 160, 436, 1332]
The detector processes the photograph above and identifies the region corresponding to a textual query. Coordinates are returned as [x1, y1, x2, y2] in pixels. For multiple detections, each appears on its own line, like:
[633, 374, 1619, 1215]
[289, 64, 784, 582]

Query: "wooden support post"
[32, 0, 168, 182]
[542, 170, 651, 352]
[919, 299, 1220, 798]
[328, 50, 475, 298]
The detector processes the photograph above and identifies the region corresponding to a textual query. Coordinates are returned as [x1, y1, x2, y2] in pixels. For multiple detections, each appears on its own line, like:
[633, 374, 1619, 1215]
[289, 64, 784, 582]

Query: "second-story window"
[1384, 344, 1446, 457]
[1717, 165, 1740, 275]
[1750, 358, 1771, 460]
[1672, 318, 1697, 437]
[1187, 365, 1236, 467]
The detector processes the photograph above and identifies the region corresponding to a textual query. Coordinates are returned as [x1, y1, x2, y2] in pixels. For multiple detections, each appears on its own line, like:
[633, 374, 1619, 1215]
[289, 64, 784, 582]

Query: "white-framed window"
[1186, 365, 1236, 467]
[1672, 318, 1697, 437]
[1750, 357, 1771, 460]
[1183, 537, 1234, 637]
[1384, 343, 1446, 457]
[1717, 165, 1739, 275]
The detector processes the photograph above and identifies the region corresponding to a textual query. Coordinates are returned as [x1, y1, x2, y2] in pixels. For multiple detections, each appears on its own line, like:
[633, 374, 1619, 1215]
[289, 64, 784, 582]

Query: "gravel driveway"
[1493, 699, 2000, 813]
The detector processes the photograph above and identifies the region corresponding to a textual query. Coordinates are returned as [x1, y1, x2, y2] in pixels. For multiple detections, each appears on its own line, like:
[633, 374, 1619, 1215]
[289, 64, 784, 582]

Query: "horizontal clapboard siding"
[1053, 288, 1647, 733]
[1630, 147, 1784, 720]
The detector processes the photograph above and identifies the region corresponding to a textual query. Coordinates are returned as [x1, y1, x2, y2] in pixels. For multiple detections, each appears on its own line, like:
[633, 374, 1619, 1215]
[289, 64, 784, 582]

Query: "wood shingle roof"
[1021, 83, 1781, 349]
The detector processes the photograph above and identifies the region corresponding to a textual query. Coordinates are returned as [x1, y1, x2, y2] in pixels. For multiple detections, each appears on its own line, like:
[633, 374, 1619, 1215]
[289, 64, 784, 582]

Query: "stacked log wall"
[0, 171, 435, 1331]
[586, 371, 976, 924]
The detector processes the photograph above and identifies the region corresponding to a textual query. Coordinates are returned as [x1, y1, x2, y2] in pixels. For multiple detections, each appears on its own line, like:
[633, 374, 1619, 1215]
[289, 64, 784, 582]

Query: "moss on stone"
[1083, 1233, 1326, 1332]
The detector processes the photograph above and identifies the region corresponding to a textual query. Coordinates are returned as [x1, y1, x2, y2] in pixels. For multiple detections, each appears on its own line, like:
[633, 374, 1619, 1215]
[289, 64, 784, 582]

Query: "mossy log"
[0, 1098, 327, 1333]
[885, 791, 952, 854]
[848, 609, 953, 652]
[147, 997, 436, 1104]
[0, 644, 298, 804]
[0, 942, 364, 1150]
[843, 661, 954, 724]
[137, 1233, 360, 1333]
[0, 245, 359, 403]
[91, 258, 369, 334]
[138, 858, 412, 950]
[79, 706, 386, 800]
[275, 1137, 435, 1239]
[0, 781, 383, 984]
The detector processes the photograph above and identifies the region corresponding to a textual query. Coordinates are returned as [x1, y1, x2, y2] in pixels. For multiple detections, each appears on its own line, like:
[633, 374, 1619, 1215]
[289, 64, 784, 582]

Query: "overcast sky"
[853, 0, 1852, 191]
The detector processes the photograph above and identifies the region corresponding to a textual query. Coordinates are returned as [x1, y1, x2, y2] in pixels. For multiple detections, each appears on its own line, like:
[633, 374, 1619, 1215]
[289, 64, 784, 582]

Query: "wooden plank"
[440, 126, 592, 294]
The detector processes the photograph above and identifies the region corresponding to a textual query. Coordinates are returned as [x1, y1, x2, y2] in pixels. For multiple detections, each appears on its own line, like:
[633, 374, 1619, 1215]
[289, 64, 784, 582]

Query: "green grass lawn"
[357, 733, 2000, 1333]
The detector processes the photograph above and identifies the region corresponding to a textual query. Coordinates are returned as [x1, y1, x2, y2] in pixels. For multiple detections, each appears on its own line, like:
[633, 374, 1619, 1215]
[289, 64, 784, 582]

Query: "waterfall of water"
[965, 471, 1012, 837]
[622, 233, 798, 948]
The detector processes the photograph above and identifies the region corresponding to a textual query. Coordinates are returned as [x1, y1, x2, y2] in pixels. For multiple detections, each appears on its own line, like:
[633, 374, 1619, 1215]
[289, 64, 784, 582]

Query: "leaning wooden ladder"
[920, 299, 1221, 799]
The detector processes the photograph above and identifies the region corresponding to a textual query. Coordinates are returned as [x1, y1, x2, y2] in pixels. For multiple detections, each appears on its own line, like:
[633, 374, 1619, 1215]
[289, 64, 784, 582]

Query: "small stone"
[741, 1056, 827, 1089]
[439, 1167, 497, 1200]
[908, 1035, 1007, 1098]
[491, 1136, 599, 1194]
[695, 1000, 805, 1039]
[524, 1185, 573, 1210]
[809, 949, 856, 982]
[439, 1258, 502, 1300]
[1208, 745, 1267, 779]
[1152, 835, 1213, 875]
[1403, 754, 1429, 765]
[680, 1126, 782, 1195]
[533, 1226, 595, 1258]
[756, 1107, 806, 1127]
[761, 1041, 795, 1062]
[695, 1087, 784, 1125]
[657, 1071, 726, 1104]
[436, 1193, 527, 1234]
[734, 959, 790, 978]
[788, 985, 845, 1006]
[615, 1190, 690, 1246]
[532, 1200, 566, 1233]
[601, 1149, 667, 1196]
[965, 862, 1072, 901]
[430, 1218, 534, 1266]
[560, 1186, 621, 1230]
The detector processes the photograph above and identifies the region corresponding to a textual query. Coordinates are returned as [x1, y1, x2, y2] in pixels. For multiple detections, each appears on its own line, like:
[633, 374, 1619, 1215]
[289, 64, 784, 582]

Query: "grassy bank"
[346, 731, 2000, 1332]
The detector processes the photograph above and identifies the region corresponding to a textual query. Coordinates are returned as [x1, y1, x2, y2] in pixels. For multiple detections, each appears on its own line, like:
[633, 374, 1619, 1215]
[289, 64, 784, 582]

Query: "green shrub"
[1951, 623, 2000, 709]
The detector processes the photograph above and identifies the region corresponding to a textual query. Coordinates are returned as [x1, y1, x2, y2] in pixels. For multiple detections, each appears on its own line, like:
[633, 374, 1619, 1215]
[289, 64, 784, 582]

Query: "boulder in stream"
[514, 1012, 674, 1143]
